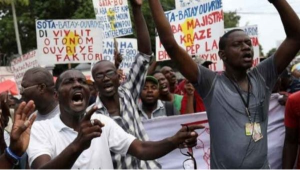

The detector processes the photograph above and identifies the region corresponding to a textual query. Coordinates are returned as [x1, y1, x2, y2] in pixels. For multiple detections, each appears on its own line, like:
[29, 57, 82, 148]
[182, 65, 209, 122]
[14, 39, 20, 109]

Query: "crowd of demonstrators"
[26, 69, 202, 169]
[1, 0, 300, 169]
[149, 0, 300, 169]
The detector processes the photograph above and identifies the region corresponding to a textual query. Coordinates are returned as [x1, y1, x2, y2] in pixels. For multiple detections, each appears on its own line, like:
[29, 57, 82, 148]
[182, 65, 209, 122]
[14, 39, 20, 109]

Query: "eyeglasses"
[95, 70, 117, 80]
[20, 84, 39, 93]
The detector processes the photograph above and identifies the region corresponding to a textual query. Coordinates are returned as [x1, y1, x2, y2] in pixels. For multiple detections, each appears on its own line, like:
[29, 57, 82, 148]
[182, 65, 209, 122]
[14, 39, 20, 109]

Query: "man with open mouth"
[89, 0, 162, 169]
[148, 0, 300, 168]
[153, 71, 184, 112]
[26, 69, 203, 169]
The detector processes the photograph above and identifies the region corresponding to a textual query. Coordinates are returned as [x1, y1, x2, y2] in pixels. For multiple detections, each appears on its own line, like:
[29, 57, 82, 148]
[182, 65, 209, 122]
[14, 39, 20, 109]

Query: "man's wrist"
[4, 147, 21, 166]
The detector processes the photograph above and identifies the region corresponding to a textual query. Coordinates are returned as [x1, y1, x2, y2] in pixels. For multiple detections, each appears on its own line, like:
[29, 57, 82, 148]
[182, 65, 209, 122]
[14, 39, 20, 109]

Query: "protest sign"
[143, 112, 210, 169]
[156, 0, 224, 71]
[90, 38, 137, 81]
[93, 0, 133, 38]
[10, 50, 40, 90]
[102, 38, 137, 75]
[36, 19, 103, 65]
[225, 25, 260, 67]
[175, 0, 204, 9]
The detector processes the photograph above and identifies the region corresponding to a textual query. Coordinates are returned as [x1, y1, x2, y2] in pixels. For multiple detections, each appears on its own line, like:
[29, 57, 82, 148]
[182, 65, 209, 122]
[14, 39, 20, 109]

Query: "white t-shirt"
[35, 104, 59, 121]
[27, 113, 136, 169]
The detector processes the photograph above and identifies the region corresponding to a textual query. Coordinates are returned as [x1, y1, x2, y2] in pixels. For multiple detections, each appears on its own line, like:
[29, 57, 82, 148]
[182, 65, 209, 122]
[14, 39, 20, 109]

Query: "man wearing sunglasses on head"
[21, 67, 59, 121]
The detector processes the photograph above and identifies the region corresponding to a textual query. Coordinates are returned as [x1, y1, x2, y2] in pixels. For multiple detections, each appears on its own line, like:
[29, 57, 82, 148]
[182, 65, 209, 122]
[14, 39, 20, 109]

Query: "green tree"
[259, 44, 264, 57]
[224, 11, 240, 28]
[266, 48, 277, 57]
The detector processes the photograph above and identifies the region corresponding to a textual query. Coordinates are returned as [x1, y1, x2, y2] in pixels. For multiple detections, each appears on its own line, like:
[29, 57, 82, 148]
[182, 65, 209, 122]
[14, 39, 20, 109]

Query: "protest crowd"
[1, 0, 300, 169]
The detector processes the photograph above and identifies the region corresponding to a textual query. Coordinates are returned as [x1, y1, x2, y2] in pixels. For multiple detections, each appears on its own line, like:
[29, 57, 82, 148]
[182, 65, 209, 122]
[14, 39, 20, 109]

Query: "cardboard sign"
[225, 25, 260, 67]
[102, 38, 137, 75]
[156, 0, 224, 71]
[93, 0, 133, 38]
[10, 50, 40, 90]
[36, 19, 103, 65]
[143, 113, 211, 169]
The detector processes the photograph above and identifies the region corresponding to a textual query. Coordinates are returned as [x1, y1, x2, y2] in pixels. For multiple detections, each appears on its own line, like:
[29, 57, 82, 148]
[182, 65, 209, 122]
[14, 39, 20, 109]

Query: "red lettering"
[56, 54, 62, 61]
[251, 37, 259, 46]
[88, 46, 93, 53]
[158, 51, 170, 61]
[53, 30, 60, 37]
[95, 54, 102, 60]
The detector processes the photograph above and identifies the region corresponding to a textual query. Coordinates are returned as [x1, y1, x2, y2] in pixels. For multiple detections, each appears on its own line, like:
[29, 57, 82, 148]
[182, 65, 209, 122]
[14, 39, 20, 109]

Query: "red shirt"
[176, 80, 206, 114]
[285, 91, 300, 168]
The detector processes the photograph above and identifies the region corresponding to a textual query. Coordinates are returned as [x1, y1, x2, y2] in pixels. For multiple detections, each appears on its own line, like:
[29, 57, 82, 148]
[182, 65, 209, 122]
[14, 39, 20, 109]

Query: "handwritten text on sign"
[93, 0, 133, 38]
[36, 20, 103, 65]
[225, 25, 261, 67]
[10, 50, 40, 90]
[102, 38, 137, 75]
[156, 0, 224, 71]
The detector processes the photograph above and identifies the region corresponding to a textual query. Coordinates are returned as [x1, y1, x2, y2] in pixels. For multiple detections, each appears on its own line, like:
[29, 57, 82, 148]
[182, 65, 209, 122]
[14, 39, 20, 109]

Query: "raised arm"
[123, 0, 152, 101]
[0, 101, 36, 169]
[131, 0, 151, 55]
[148, 0, 198, 83]
[272, 0, 300, 74]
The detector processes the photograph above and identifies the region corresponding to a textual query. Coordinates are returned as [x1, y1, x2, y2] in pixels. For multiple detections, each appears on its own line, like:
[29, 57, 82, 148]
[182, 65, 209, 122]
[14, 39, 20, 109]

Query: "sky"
[222, 0, 300, 55]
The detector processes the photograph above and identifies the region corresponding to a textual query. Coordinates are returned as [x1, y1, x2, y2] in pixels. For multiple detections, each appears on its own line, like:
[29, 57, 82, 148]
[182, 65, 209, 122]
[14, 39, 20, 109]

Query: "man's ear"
[39, 84, 46, 93]
[218, 50, 226, 62]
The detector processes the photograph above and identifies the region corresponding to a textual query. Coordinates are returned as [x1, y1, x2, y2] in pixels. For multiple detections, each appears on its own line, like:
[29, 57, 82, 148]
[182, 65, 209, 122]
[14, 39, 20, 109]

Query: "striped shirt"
[90, 53, 161, 169]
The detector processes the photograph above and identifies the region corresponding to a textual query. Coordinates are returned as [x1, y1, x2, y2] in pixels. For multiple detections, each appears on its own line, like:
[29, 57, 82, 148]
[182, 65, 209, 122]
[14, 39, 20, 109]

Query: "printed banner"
[143, 112, 211, 169]
[155, 0, 224, 71]
[36, 19, 103, 65]
[10, 50, 40, 90]
[175, 0, 204, 9]
[225, 25, 260, 67]
[93, 0, 133, 38]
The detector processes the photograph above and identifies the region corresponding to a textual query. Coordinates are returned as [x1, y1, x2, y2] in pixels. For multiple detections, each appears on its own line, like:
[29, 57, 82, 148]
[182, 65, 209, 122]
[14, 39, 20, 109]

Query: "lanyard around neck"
[227, 74, 252, 122]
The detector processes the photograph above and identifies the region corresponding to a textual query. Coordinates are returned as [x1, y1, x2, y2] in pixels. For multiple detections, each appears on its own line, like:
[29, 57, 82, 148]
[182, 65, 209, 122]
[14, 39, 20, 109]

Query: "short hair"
[55, 69, 74, 91]
[24, 67, 55, 93]
[219, 29, 244, 50]
[160, 66, 172, 73]
[91, 60, 115, 78]
[150, 71, 162, 77]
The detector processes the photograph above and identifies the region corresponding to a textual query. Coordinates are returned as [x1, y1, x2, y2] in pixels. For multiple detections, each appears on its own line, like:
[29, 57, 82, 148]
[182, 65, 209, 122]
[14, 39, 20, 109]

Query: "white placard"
[36, 19, 103, 65]
[156, 0, 224, 71]
[93, 0, 133, 38]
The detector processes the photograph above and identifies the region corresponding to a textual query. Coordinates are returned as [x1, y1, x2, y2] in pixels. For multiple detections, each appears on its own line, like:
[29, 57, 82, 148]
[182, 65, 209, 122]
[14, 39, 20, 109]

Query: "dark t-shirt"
[193, 56, 278, 168]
